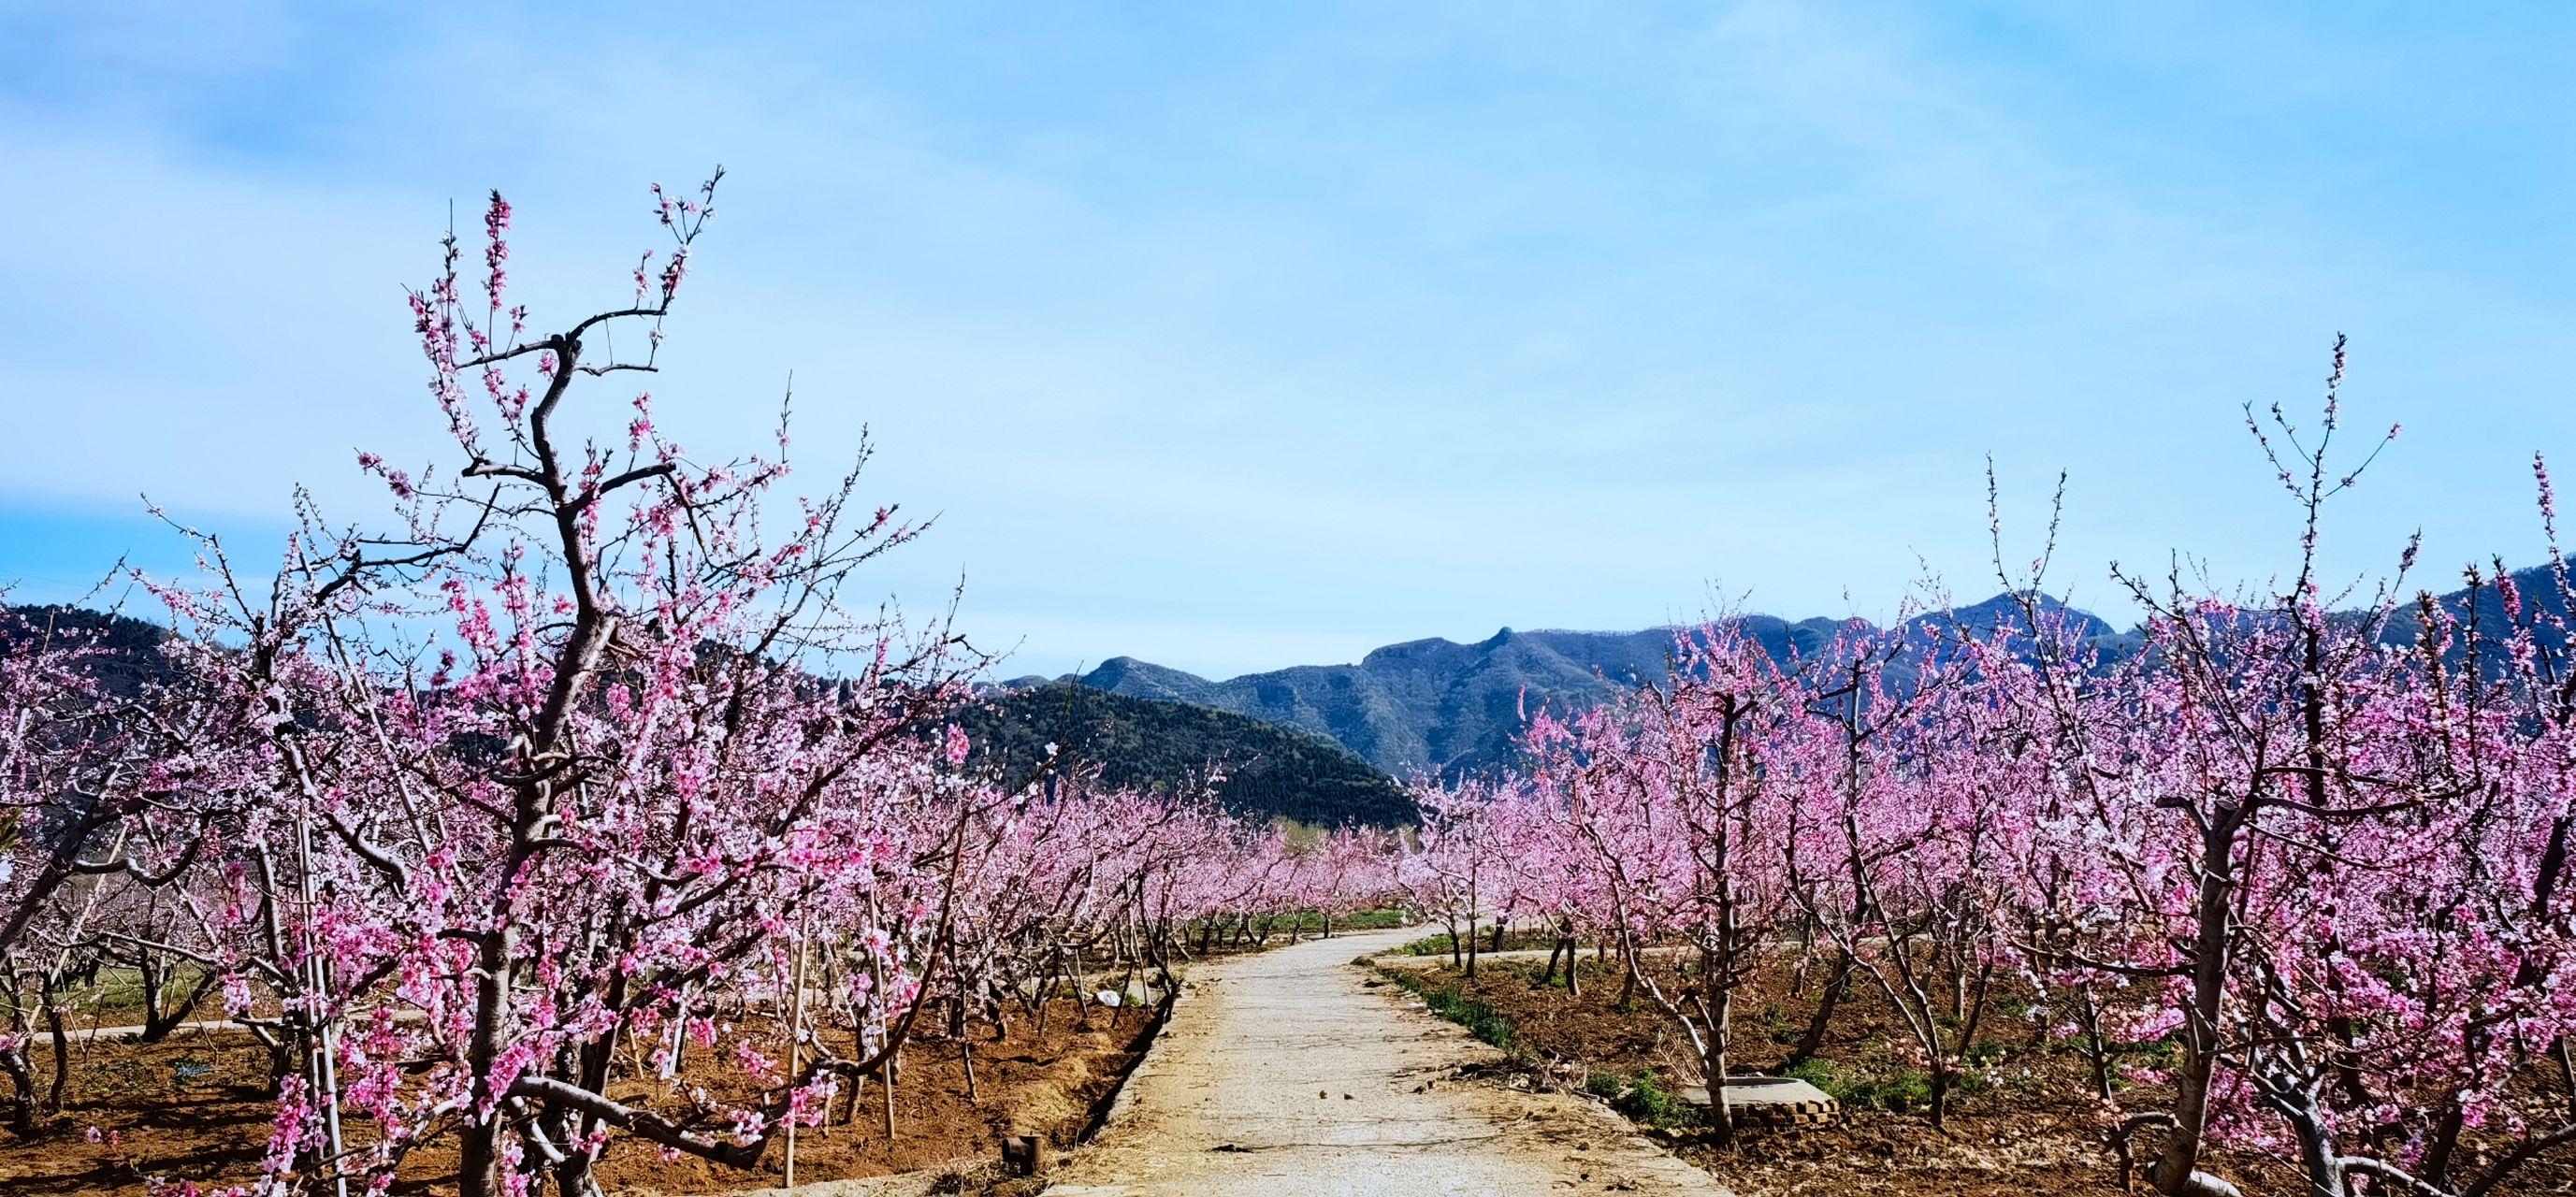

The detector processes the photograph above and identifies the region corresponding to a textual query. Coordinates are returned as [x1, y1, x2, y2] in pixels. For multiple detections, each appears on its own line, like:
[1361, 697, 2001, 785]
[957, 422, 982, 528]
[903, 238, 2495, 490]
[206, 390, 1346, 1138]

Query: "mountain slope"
[0, 603, 181, 695]
[1073, 594, 2122, 777]
[1076, 627, 1637, 780]
[0, 605, 1414, 827]
[2376, 557, 2574, 666]
[955, 682, 1413, 827]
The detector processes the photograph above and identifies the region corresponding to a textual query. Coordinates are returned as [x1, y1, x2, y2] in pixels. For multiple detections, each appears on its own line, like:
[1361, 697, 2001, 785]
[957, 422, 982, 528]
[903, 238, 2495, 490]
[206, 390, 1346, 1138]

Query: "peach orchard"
[0, 179, 1396, 1197]
[6, 178, 2575, 1197]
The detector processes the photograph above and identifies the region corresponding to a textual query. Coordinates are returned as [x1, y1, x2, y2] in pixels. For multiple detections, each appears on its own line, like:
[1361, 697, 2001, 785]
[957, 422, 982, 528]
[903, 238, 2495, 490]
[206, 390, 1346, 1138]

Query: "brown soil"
[1396, 951, 2576, 1197]
[0, 998, 1160, 1196]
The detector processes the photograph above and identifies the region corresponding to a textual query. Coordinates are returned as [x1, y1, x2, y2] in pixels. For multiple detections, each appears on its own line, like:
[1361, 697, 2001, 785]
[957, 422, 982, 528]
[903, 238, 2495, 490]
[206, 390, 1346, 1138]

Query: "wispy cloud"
[4, 2, 2570, 676]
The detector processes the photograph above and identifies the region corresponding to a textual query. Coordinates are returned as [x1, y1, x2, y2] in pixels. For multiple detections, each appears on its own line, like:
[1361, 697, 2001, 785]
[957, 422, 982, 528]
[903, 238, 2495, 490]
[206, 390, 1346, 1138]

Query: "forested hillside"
[958, 682, 1413, 827]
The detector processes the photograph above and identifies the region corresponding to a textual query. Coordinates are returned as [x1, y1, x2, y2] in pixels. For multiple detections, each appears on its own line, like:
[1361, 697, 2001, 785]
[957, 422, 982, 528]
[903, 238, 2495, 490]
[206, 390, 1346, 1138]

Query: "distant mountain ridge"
[0, 602, 1420, 827]
[1054, 594, 2123, 778]
[17, 556, 2569, 815]
[1056, 564, 2576, 780]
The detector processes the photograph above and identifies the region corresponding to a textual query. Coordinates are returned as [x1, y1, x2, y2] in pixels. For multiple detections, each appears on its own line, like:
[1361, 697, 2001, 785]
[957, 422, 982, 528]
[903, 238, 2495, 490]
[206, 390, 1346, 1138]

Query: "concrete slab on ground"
[1676, 1076, 1839, 1126]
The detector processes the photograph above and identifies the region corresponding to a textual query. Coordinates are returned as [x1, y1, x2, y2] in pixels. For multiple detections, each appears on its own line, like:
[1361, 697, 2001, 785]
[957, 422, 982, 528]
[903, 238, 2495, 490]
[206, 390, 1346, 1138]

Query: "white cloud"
[4, 3, 2572, 678]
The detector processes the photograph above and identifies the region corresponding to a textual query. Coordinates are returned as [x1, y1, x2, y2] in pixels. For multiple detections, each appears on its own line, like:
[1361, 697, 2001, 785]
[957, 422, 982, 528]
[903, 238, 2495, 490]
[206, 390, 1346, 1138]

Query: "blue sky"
[4, 3, 2572, 680]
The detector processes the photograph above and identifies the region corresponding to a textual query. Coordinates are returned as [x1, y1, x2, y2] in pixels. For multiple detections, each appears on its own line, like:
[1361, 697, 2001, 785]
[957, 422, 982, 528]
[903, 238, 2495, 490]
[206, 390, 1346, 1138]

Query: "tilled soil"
[0, 999, 1158, 1195]
[1388, 952, 2576, 1197]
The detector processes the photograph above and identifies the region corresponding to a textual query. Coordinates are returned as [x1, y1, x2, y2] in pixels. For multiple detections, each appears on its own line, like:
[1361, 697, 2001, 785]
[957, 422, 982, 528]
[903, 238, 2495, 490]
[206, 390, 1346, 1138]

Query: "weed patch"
[1587, 1068, 1700, 1130]
[1375, 967, 1520, 1052]
[1784, 1056, 1934, 1113]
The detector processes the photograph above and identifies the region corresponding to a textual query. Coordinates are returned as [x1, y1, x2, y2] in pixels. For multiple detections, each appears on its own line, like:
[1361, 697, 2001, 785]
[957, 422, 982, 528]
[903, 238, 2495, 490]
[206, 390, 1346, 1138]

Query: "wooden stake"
[883, 1051, 898, 1141]
[784, 906, 812, 1189]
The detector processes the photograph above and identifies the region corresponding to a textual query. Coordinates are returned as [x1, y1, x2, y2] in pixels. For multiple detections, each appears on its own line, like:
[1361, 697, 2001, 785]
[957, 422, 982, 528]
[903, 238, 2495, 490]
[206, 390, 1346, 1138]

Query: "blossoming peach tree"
[0, 176, 1396, 1197]
[1408, 345, 2576, 1196]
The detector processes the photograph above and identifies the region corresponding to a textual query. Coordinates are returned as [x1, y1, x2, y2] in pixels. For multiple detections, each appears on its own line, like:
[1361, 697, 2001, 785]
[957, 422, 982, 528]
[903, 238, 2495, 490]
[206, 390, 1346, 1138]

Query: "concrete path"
[1042, 928, 1731, 1197]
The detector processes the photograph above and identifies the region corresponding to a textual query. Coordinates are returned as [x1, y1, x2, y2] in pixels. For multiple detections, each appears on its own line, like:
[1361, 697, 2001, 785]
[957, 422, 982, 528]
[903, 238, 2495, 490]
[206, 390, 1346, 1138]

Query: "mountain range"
[0, 603, 1419, 827]
[1025, 592, 2123, 779]
[1035, 566, 2576, 780]
[14, 556, 2567, 826]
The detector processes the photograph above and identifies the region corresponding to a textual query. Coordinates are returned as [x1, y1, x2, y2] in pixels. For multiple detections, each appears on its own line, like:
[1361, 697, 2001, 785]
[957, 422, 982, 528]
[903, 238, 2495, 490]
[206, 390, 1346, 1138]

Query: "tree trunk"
[2153, 815, 2243, 1197]
[1, 1049, 33, 1136]
[2077, 994, 2113, 1102]
[457, 926, 518, 1197]
[41, 985, 69, 1114]
[1787, 949, 1853, 1064]
[1702, 945, 1735, 1143]
[2559, 1038, 2576, 1118]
